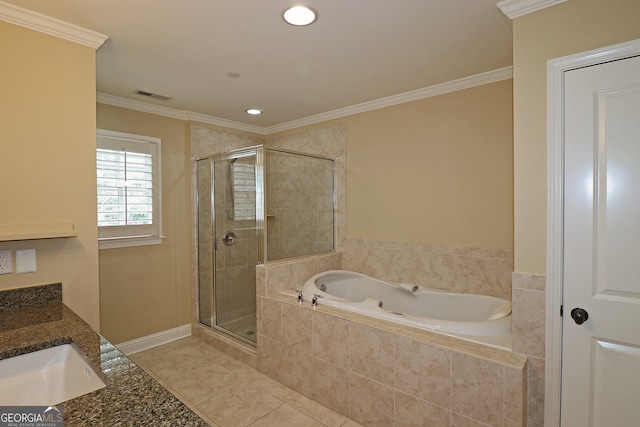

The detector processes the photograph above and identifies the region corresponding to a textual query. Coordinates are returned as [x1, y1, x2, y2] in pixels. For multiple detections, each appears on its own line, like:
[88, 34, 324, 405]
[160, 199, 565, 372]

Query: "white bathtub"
[302, 270, 512, 349]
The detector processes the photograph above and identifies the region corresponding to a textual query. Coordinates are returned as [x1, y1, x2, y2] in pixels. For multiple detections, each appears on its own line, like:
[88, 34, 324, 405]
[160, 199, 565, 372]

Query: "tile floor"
[129, 337, 362, 427]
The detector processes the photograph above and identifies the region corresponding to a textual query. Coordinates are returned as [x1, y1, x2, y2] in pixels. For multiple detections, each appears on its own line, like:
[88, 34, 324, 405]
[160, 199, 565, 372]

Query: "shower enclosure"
[197, 146, 335, 345]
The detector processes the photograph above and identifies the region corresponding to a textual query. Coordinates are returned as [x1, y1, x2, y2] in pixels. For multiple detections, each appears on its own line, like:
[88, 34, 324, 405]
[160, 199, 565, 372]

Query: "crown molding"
[0, 1, 107, 49]
[97, 93, 266, 135]
[266, 66, 513, 134]
[497, 0, 568, 19]
[97, 93, 189, 120]
[98, 66, 512, 135]
[186, 112, 266, 135]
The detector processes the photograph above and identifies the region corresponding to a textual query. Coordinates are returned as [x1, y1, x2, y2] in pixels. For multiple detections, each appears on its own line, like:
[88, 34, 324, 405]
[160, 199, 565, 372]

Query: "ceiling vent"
[133, 89, 171, 101]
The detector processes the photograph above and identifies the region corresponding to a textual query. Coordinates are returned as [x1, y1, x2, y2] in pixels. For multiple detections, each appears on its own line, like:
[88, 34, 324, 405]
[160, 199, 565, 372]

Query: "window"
[230, 161, 256, 221]
[97, 129, 162, 249]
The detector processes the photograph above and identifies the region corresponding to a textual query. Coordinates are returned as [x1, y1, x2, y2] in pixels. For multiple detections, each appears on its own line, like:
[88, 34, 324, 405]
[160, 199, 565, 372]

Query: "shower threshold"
[218, 314, 257, 344]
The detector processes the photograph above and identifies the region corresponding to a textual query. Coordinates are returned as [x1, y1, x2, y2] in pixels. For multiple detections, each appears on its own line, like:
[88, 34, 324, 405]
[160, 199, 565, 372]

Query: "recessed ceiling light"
[246, 108, 263, 115]
[283, 5, 317, 26]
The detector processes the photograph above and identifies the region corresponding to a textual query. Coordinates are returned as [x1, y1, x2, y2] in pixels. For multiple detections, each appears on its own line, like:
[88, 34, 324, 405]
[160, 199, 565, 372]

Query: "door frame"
[545, 38, 640, 427]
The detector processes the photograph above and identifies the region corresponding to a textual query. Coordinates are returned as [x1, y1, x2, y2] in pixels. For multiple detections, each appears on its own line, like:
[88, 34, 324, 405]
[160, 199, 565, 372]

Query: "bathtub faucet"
[311, 293, 323, 307]
[295, 289, 303, 303]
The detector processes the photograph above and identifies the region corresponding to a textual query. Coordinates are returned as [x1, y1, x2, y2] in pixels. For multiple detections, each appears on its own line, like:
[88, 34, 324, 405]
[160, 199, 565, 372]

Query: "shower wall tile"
[265, 126, 343, 262]
[450, 413, 492, 427]
[395, 392, 450, 427]
[256, 265, 266, 297]
[318, 213, 334, 243]
[298, 213, 318, 242]
[189, 124, 263, 159]
[267, 124, 346, 159]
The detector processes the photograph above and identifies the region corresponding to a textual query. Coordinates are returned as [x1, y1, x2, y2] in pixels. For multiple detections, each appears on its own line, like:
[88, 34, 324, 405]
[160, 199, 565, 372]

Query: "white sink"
[0, 344, 107, 405]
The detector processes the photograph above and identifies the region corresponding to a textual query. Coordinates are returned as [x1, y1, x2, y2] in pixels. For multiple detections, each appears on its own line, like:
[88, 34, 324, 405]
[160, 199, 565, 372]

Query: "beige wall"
[513, 0, 640, 274]
[273, 80, 514, 250]
[0, 22, 100, 329]
[96, 104, 192, 344]
[347, 80, 513, 249]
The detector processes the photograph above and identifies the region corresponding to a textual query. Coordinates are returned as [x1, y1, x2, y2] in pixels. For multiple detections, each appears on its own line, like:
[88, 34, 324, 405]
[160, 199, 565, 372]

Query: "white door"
[562, 54, 640, 426]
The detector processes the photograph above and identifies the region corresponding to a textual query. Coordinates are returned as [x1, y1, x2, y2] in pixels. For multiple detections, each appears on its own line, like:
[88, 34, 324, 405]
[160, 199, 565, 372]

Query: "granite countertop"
[0, 284, 208, 426]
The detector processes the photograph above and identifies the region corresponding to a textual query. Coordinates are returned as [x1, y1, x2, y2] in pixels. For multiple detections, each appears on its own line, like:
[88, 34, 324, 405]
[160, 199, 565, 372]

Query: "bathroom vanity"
[0, 284, 207, 426]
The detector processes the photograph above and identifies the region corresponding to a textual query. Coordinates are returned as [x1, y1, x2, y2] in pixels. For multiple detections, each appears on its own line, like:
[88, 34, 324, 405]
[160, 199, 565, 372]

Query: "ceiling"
[4, 0, 512, 130]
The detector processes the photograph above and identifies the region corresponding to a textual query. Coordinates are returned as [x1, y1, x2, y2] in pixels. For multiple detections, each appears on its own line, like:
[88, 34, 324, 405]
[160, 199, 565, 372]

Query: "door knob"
[570, 307, 589, 325]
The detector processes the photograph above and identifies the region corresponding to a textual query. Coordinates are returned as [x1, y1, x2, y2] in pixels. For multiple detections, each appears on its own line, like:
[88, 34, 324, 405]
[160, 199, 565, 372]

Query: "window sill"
[99, 235, 165, 250]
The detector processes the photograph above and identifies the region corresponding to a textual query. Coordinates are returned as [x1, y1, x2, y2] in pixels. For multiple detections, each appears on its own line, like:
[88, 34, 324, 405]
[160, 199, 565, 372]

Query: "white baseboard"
[115, 324, 192, 355]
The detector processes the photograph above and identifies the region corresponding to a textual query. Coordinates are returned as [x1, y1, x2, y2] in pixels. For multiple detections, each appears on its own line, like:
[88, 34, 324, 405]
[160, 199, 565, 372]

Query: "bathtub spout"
[399, 283, 422, 293]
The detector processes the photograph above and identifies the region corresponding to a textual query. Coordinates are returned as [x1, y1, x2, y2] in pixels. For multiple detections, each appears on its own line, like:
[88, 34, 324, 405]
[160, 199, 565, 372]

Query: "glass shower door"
[211, 153, 258, 343]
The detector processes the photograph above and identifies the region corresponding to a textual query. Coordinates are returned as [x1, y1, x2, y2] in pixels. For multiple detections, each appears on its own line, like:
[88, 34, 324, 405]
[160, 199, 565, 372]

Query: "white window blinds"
[231, 162, 256, 221]
[96, 130, 162, 246]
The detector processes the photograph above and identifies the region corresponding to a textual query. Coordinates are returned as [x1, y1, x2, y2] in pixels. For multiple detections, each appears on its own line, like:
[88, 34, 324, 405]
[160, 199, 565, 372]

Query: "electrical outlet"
[0, 250, 12, 274]
[16, 249, 36, 274]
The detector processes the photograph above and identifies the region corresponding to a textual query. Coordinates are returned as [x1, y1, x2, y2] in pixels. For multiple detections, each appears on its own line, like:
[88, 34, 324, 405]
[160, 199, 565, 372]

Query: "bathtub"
[302, 270, 512, 349]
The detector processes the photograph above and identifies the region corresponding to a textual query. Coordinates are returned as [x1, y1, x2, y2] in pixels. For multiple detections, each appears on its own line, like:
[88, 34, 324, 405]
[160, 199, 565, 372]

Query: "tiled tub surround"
[341, 239, 514, 301]
[0, 284, 207, 426]
[511, 273, 546, 427]
[257, 292, 527, 427]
